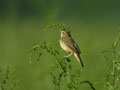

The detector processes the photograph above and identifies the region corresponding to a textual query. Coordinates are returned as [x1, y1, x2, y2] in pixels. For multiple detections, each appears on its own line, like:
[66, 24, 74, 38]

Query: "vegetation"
[100, 32, 120, 90]
[29, 24, 96, 90]
[0, 24, 120, 90]
[0, 66, 19, 90]
[29, 24, 120, 90]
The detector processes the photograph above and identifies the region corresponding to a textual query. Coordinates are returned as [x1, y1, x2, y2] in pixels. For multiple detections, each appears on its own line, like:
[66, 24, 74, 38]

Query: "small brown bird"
[60, 30, 84, 67]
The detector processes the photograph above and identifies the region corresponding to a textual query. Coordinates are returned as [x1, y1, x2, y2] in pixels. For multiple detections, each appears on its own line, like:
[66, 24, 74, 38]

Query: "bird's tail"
[74, 53, 84, 67]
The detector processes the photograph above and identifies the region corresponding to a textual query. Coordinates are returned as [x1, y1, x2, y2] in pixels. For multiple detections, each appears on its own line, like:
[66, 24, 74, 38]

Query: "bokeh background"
[0, 0, 120, 90]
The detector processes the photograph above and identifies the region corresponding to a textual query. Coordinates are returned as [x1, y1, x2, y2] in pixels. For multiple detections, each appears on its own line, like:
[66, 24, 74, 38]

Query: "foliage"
[0, 66, 19, 90]
[45, 23, 70, 32]
[101, 32, 120, 90]
[29, 23, 96, 90]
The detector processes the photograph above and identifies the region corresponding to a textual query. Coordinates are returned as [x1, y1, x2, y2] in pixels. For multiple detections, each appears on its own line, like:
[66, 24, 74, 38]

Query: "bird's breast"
[60, 39, 74, 53]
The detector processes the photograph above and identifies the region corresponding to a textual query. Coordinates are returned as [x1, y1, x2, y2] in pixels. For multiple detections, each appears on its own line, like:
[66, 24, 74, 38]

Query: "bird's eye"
[62, 31, 65, 34]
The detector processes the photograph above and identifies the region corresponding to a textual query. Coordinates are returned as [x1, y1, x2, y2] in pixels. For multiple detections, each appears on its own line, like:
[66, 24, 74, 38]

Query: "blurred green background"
[0, 0, 120, 90]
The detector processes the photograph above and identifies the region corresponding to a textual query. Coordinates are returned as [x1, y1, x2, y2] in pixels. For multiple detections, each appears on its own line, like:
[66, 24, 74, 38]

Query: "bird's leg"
[65, 53, 72, 58]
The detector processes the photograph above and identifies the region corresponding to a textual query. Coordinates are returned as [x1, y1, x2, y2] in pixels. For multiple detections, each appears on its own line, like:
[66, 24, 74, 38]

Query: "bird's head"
[60, 30, 71, 37]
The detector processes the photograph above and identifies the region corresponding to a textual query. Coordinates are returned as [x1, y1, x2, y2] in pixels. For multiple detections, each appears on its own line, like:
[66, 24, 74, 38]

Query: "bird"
[59, 30, 84, 67]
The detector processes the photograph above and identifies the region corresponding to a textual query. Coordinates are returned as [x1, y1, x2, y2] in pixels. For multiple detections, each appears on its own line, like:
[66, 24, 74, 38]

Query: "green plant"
[29, 23, 96, 90]
[0, 66, 19, 90]
[101, 32, 120, 90]
[45, 23, 70, 32]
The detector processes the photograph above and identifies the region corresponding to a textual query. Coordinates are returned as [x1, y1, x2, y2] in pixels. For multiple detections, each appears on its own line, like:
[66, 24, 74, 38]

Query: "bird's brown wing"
[71, 38, 81, 54]
[73, 42, 81, 54]
[61, 36, 81, 54]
